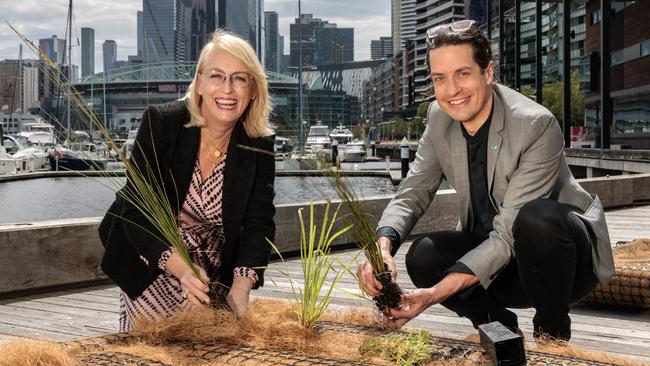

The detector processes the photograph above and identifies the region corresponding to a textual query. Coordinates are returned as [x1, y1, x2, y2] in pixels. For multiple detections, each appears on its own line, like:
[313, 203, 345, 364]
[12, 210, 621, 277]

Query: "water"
[0, 175, 397, 224]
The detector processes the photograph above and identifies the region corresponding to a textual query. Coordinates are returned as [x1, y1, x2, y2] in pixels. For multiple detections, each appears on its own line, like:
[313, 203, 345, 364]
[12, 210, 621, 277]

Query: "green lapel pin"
[491, 144, 498, 152]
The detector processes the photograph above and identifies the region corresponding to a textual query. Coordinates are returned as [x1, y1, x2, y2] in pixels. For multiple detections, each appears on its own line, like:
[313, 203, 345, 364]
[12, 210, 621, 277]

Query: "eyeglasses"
[200, 69, 252, 88]
[426, 20, 476, 49]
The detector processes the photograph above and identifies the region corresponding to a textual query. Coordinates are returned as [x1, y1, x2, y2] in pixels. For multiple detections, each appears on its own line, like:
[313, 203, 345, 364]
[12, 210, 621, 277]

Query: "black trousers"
[405, 199, 598, 340]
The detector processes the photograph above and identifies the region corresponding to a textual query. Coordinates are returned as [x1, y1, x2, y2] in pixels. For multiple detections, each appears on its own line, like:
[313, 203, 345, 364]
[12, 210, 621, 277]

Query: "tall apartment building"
[391, 0, 401, 56]
[412, 0, 466, 102]
[400, 0, 416, 51]
[181, 0, 216, 62]
[38, 35, 66, 65]
[583, 0, 649, 148]
[103, 40, 117, 73]
[290, 14, 353, 67]
[371, 37, 393, 60]
[493, 2, 587, 88]
[81, 27, 95, 77]
[217, 0, 264, 59]
[142, 0, 185, 63]
[0, 60, 39, 115]
[136, 11, 144, 56]
[264, 11, 280, 73]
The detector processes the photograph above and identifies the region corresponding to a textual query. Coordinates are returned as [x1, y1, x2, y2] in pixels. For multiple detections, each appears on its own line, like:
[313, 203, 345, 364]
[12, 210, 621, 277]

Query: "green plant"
[327, 169, 403, 312]
[359, 330, 434, 366]
[8, 22, 209, 294]
[267, 201, 352, 328]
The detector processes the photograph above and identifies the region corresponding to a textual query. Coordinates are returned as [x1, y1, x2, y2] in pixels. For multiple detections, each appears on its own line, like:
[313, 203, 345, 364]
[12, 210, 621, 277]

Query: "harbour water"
[0, 175, 398, 224]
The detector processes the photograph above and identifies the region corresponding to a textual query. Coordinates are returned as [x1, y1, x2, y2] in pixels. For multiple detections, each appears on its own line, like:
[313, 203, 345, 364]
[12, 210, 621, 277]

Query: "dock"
[0, 205, 649, 362]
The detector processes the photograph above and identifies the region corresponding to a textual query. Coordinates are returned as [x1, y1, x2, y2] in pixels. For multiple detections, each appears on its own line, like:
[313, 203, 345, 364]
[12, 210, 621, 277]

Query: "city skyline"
[0, 0, 390, 73]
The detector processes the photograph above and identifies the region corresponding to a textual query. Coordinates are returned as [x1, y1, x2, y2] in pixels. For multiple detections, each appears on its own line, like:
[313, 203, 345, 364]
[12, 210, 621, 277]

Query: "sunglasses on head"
[426, 20, 476, 49]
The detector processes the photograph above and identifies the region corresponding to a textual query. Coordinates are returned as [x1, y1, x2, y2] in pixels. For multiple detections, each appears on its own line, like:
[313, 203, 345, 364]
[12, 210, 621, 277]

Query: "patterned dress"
[118, 156, 257, 332]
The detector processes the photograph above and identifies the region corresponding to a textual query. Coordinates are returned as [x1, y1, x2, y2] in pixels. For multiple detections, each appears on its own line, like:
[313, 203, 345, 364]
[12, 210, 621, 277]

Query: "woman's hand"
[179, 266, 210, 305]
[165, 252, 210, 305]
[226, 276, 254, 316]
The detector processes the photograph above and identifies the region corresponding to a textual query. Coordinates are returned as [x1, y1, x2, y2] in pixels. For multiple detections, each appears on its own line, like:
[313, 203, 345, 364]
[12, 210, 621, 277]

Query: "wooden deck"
[0, 205, 649, 362]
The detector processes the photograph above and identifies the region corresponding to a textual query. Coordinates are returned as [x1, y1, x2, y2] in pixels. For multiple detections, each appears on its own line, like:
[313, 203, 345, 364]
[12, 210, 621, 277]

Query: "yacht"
[329, 123, 354, 145]
[305, 121, 331, 149]
[0, 145, 16, 175]
[2, 135, 49, 172]
[16, 117, 56, 147]
[343, 140, 367, 162]
[274, 136, 293, 157]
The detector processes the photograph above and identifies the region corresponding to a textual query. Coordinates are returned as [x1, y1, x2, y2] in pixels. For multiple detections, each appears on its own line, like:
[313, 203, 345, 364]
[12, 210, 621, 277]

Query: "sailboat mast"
[66, 0, 72, 143]
[298, 0, 303, 153]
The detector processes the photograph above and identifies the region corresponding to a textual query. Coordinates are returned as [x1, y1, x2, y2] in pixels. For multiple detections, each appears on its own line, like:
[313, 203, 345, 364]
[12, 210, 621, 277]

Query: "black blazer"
[98, 100, 276, 299]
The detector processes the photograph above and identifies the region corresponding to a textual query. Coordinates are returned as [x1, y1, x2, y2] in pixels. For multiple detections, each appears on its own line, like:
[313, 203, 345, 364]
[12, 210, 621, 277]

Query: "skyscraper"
[400, 0, 416, 51]
[290, 14, 353, 67]
[142, 0, 184, 63]
[371, 37, 393, 60]
[181, 0, 216, 62]
[137, 11, 143, 56]
[38, 35, 66, 65]
[264, 11, 279, 73]
[217, 0, 264, 59]
[81, 27, 95, 77]
[391, 0, 401, 56]
[103, 40, 117, 73]
[412, 0, 466, 102]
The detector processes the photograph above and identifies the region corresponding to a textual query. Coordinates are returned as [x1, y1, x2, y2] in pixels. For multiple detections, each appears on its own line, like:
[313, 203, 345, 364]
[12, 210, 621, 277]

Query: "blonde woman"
[98, 30, 275, 331]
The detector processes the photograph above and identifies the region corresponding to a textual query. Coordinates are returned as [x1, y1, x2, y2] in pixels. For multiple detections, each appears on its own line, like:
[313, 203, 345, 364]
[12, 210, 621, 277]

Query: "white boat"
[329, 123, 354, 145]
[2, 135, 49, 172]
[0, 145, 16, 175]
[274, 136, 293, 158]
[343, 140, 366, 162]
[305, 121, 331, 149]
[17, 119, 57, 147]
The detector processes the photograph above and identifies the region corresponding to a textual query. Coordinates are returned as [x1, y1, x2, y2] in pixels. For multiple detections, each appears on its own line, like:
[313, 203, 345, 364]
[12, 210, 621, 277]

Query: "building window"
[641, 39, 650, 57]
[591, 10, 601, 24]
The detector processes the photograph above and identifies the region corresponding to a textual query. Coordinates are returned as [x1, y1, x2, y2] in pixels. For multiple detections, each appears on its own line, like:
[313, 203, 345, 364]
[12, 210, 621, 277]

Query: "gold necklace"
[202, 133, 231, 163]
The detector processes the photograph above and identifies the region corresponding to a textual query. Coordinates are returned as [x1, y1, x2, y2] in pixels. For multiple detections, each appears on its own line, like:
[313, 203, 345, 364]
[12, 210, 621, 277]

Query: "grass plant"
[327, 167, 403, 312]
[359, 330, 434, 366]
[267, 201, 352, 328]
[8, 22, 208, 293]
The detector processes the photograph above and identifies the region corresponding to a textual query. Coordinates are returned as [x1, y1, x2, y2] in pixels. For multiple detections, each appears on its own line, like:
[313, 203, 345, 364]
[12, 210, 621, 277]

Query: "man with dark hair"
[357, 20, 614, 341]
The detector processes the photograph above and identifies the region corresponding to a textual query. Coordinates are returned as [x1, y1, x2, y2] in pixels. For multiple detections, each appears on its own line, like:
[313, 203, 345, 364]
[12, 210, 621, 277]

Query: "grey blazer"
[378, 84, 614, 289]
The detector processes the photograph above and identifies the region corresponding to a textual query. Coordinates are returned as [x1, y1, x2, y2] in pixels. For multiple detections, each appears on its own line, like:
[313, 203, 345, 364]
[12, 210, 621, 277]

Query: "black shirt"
[461, 105, 497, 239]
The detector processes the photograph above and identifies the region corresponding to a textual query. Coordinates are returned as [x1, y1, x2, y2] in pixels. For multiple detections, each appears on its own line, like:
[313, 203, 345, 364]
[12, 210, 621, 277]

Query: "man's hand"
[384, 272, 480, 329]
[226, 276, 254, 316]
[384, 287, 439, 329]
[357, 237, 396, 297]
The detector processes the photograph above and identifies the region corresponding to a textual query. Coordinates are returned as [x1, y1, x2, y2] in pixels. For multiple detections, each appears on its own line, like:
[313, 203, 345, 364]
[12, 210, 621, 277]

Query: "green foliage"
[520, 70, 585, 126]
[360, 330, 434, 366]
[328, 171, 384, 276]
[416, 101, 431, 119]
[267, 201, 352, 328]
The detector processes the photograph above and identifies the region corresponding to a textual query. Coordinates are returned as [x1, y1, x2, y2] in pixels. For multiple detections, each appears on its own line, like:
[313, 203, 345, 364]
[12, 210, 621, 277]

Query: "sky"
[0, 0, 391, 73]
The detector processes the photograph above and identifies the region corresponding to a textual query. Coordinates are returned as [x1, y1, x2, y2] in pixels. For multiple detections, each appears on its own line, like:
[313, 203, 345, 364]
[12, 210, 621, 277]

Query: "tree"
[521, 70, 585, 126]
[416, 101, 431, 120]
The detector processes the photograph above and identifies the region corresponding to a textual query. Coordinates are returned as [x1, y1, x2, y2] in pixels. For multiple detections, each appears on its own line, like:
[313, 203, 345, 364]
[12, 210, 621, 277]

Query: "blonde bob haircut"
[184, 29, 273, 138]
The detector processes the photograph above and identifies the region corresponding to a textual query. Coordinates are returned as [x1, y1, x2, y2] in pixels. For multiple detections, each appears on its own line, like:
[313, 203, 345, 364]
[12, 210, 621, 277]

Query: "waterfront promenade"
[0, 205, 649, 362]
